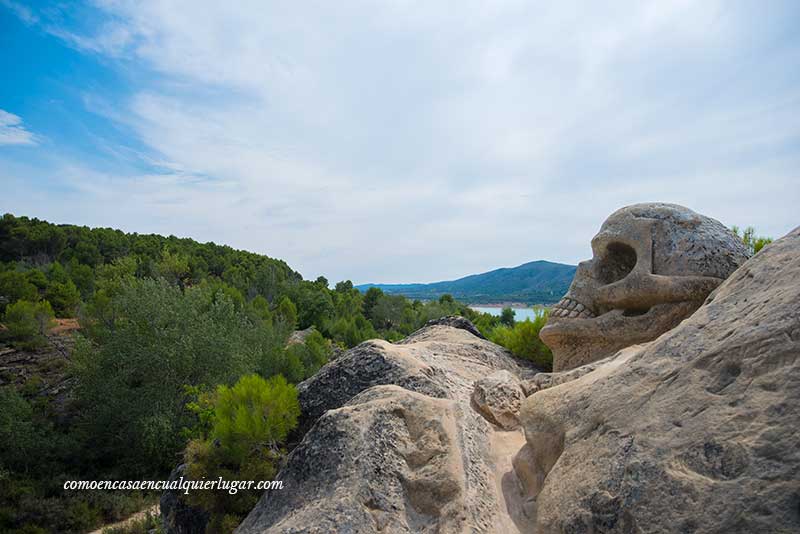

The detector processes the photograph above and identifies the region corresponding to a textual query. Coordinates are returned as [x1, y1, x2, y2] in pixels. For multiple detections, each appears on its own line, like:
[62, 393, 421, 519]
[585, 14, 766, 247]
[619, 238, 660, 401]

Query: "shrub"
[2, 300, 55, 349]
[45, 280, 80, 318]
[490, 311, 552, 370]
[0, 271, 39, 314]
[185, 374, 299, 533]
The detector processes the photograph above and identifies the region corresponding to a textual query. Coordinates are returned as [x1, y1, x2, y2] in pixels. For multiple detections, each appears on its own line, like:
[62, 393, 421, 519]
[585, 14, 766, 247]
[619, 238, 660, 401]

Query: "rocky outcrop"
[518, 226, 800, 533]
[471, 370, 525, 430]
[235, 209, 797, 534]
[237, 321, 541, 533]
[540, 203, 749, 371]
[423, 315, 487, 339]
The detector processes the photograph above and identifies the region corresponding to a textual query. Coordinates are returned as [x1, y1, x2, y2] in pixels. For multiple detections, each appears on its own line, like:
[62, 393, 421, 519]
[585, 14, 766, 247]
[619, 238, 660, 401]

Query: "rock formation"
[540, 203, 748, 371]
[237, 317, 540, 533]
[234, 207, 798, 534]
[518, 225, 800, 532]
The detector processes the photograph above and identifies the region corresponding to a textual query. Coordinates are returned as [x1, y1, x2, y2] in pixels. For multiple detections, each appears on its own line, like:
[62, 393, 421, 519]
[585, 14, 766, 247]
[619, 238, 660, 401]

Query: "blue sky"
[1, 1, 799, 284]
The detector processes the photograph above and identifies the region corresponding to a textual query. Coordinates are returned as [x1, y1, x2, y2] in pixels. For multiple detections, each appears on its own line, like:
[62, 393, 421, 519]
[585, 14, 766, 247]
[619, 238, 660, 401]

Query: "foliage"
[184, 375, 299, 533]
[72, 278, 287, 476]
[0, 271, 38, 313]
[282, 330, 331, 382]
[731, 225, 773, 255]
[275, 296, 298, 329]
[500, 307, 515, 327]
[0, 212, 558, 532]
[1, 299, 55, 349]
[490, 310, 552, 370]
[212, 374, 300, 463]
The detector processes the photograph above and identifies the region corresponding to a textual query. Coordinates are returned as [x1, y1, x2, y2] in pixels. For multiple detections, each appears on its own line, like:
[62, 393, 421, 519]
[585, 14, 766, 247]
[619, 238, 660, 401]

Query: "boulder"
[518, 227, 800, 533]
[237, 320, 541, 533]
[471, 370, 525, 430]
[159, 464, 209, 534]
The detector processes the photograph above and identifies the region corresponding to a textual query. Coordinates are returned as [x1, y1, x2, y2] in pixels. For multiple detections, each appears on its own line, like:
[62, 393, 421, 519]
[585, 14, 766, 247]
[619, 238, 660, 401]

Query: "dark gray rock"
[423, 315, 486, 339]
[159, 464, 209, 534]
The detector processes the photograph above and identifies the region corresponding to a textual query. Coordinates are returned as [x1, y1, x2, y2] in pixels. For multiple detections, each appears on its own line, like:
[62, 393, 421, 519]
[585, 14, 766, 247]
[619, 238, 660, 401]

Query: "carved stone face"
[540, 203, 749, 371]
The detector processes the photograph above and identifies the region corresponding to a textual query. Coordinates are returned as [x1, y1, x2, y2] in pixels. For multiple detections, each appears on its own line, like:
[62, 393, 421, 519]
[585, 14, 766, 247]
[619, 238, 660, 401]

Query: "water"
[470, 306, 546, 322]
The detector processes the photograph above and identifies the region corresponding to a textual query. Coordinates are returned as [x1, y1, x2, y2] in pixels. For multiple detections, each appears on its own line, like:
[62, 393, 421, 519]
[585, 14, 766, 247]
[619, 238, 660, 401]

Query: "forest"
[0, 213, 551, 534]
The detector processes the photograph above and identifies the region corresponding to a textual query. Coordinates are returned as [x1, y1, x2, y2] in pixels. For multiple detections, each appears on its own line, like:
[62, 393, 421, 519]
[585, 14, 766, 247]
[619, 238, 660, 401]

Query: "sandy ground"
[490, 427, 535, 533]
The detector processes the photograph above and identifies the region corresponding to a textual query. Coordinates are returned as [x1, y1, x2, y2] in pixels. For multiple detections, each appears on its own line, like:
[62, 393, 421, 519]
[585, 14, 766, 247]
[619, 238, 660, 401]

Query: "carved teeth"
[550, 297, 595, 319]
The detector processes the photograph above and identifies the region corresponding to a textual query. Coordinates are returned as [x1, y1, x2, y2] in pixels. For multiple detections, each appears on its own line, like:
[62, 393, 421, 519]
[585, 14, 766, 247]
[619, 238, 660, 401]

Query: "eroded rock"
[471, 370, 525, 430]
[540, 203, 749, 371]
[519, 226, 800, 533]
[237, 321, 540, 533]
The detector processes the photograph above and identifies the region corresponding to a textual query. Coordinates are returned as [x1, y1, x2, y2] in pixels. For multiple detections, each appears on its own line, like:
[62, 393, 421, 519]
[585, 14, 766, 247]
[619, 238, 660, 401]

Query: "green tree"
[731, 225, 773, 255]
[45, 279, 81, 317]
[67, 259, 95, 299]
[72, 278, 287, 475]
[1, 300, 55, 349]
[184, 375, 299, 533]
[212, 374, 299, 463]
[275, 296, 298, 329]
[500, 307, 516, 327]
[334, 280, 354, 292]
[490, 311, 552, 369]
[0, 271, 38, 313]
[283, 330, 331, 380]
[157, 248, 192, 289]
[362, 287, 383, 320]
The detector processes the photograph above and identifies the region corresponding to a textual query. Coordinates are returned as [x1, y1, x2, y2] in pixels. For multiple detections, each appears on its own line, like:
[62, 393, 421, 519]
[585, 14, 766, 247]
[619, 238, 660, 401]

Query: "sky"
[1, 1, 799, 284]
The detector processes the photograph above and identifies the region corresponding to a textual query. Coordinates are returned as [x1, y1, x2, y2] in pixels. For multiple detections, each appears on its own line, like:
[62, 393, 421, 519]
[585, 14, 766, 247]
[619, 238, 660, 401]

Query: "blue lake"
[469, 306, 546, 322]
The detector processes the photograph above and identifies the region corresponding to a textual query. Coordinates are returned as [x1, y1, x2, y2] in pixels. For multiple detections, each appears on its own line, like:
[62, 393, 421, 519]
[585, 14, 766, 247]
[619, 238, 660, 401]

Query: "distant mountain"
[356, 260, 576, 305]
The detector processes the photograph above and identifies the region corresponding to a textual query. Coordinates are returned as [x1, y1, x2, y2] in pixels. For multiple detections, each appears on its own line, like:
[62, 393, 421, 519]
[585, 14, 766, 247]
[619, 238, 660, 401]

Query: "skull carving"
[540, 203, 749, 371]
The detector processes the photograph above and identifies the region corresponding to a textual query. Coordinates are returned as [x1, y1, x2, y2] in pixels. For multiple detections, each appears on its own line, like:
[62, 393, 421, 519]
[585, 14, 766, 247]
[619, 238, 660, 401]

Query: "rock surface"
[471, 370, 525, 430]
[541, 203, 749, 371]
[237, 321, 540, 533]
[519, 226, 800, 533]
[160, 464, 209, 534]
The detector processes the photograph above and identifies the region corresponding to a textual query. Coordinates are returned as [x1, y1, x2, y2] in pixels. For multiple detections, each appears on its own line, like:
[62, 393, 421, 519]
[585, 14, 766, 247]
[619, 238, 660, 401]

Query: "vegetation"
[731, 225, 773, 255]
[1, 299, 55, 349]
[0, 213, 552, 533]
[489, 309, 552, 369]
[184, 375, 300, 532]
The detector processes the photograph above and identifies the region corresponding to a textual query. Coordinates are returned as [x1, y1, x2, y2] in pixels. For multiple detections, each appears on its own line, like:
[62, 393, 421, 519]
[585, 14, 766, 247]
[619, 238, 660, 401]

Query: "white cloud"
[4, 1, 800, 283]
[0, 0, 38, 25]
[0, 110, 38, 146]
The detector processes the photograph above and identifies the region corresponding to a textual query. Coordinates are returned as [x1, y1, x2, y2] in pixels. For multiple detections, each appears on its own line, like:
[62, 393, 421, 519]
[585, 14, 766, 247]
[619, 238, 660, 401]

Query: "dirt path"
[87, 504, 159, 534]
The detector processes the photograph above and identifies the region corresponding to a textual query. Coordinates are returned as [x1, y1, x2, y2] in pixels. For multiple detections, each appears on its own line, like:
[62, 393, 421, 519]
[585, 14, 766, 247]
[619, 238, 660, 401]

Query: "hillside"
[357, 260, 576, 305]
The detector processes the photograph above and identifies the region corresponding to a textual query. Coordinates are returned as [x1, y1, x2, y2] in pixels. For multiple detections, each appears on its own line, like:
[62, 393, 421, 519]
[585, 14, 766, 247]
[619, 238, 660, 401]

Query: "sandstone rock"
[237, 320, 541, 533]
[541, 203, 749, 371]
[471, 370, 525, 430]
[519, 227, 800, 533]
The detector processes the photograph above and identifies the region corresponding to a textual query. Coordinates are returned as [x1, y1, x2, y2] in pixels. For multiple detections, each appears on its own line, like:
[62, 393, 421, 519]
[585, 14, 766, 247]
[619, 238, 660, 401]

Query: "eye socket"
[597, 242, 637, 284]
